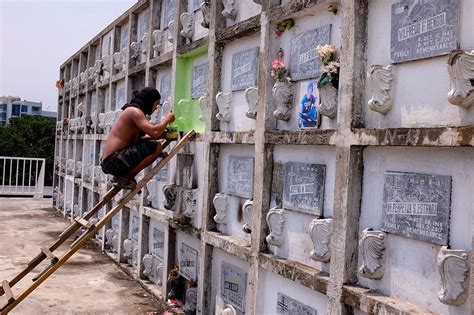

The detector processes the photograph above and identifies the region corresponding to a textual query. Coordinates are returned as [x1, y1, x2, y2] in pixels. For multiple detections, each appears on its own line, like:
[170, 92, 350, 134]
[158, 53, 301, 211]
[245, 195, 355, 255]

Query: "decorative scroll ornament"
[438, 246, 470, 306]
[152, 30, 163, 53]
[184, 287, 198, 313]
[200, 1, 211, 29]
[113, 52, 123, 71]
[93, 60, 103, 84]
[102, 55, 111, 76]
[146, 179, 160, 208]
[242, 199, 253, 234]
[93, 166, 105, 184]
[121, 47, 128, 71]
[65, 201, 72, 215]
[447, 49, 474, 108]
[143, 254, 154, 277]
[244, 87, 258, 119]
[213, 193, 228, 225]
[98, 113, 106, 131]
[272, 81, 293, 121]
[317, 82, 338, 119]
[167, 21, 175, 43]
[163, 184, 178, 210]
[215, 91, 232, 122]
[367, 65, 394, 114]
[87, 67, 95, 84]
[73, 204, 81, 217]
[105, 228, 119, 253]
[220, 304, 237, 315]
[156, 264, 164, 285]
[79, 72, 87, 88]
[66, 159, 75, 175]
[308, 218, 332, 262]
[182, 188, 198, 218]
[358, 228, 385, 279]
[198, 96, 207, 121]
[162, 100, 172, 116]
[123, 239, 138, 265]
[141, 32, 149, 56]
[265, 208, 285, 247]
[180, 12, 194, 39]
[177, 99, 192, 126]
[221, 0, 237, 20]
[130, 41, 141, 61]
[71, 77, 79, 93]
[75, 161, 82, 177]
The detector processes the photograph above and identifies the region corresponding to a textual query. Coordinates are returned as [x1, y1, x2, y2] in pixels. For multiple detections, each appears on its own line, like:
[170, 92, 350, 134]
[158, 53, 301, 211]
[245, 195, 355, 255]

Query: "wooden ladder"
[0, 130, 195, 314]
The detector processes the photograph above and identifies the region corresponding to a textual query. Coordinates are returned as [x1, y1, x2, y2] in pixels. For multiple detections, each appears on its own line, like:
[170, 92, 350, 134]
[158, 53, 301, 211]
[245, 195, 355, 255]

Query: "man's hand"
[165, 112, 175, 124]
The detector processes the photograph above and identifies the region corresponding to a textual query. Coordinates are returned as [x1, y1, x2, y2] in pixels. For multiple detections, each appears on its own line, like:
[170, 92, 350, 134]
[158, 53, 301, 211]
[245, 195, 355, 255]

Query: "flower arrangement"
[276, 19, 295, 36]
[56, 79, 64, 89]
[271, 48, 291, 82]
[328, 4, 338, 15]
[316, 44, 339, 88]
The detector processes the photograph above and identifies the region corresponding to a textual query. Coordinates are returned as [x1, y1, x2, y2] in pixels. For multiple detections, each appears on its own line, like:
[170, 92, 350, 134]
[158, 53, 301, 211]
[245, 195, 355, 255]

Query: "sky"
[0, 0, 136, 112]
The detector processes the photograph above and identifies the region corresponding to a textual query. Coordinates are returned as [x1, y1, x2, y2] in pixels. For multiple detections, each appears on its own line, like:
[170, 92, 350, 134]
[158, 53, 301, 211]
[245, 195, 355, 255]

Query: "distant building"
[0, 96, 57, 126]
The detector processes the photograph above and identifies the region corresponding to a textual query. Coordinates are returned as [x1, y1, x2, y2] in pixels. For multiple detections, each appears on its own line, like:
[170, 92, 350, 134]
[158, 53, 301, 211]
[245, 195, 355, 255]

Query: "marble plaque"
[115, 83, 126, 109]
[138, 9, 150, 40]
[191, 62, 209, 98]
[152, 227, 165, 259]
[120, 24, 129, 50]
[226, 156, 254, 199]
[290, 25, 331, 81]
[382, 172, 452, 245]
[283, 162, 325, 215]
[391, 0, 459, 63]
[176, 153, 194, 189]
[276, 293, 317, 315]
[156, 164, 169, 182]
[272, 162, 284, 208]
[230, 47, 259, 91]
[163, 0, 176, 27]
[160, 71, 172, 101]
[179, 243, 198, 280]
[221, 262, 247, 312]
[131, 213, 140, 242]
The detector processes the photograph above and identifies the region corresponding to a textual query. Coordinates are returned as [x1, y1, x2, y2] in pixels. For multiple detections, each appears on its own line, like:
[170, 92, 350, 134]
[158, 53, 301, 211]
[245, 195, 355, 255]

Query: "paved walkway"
[0, 198, 166, 314]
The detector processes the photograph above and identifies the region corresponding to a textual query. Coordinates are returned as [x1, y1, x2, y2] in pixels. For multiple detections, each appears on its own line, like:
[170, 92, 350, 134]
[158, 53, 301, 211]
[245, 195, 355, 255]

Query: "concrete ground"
[0, 198, 167, 314]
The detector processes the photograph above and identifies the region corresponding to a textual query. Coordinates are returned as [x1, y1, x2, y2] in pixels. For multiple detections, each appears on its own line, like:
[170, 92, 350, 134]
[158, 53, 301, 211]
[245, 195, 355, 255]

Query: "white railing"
[0, 156, 45, 198]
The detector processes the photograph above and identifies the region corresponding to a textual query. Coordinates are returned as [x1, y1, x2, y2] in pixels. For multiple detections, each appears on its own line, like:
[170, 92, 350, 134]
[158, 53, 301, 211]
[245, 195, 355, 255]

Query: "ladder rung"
[2, 280, 16, 302]
[40, 247, 59, 264]
[75, 217, 94, 229]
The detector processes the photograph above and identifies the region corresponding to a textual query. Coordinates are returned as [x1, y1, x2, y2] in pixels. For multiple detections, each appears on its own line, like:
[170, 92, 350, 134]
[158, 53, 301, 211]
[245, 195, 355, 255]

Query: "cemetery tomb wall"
[256, 268, 328, 315]
[220, 34, 260, 132]
[359, 146, 473, 314]
[364, 0, 474, 128]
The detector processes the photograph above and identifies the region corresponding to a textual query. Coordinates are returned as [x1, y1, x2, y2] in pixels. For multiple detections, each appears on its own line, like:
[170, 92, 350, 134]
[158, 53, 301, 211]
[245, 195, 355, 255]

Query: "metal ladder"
[0, 130, 195, 314]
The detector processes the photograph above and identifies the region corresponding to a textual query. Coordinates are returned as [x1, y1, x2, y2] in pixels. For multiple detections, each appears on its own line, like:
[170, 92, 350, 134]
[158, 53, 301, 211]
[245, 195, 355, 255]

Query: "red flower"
[272, 60, 286, 69]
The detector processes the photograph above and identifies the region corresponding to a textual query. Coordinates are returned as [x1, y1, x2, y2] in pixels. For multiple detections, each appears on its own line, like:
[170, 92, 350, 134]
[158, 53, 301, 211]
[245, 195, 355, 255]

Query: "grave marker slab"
[226, 156, 254, 198]
[382, 172, 452, 245]
[230, 47, 259, 91]
[290, 25, 331, 81]
[163, 0, 176, 27]
[272, 162, 284, 208]
[120, 24, 129, 50]
[160, 71, 172, 101]
[276, 293, 317, 315]
[221, 262, 247, 312]
[177, 153, 194, 189]
[156, 164, 169, 182]
[191, 62, 209, 98]
[283, 162, 325, 215]
[152, 227, 165, 259]
[138, 9, 150, 40]
[391, 0, 459, 63]
[131, 213, 140, 242]
[179, 243, 198, 280]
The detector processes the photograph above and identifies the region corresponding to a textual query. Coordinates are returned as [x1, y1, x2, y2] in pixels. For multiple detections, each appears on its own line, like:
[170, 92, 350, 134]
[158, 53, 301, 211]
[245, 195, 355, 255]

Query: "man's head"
[126, 87, 161, 115]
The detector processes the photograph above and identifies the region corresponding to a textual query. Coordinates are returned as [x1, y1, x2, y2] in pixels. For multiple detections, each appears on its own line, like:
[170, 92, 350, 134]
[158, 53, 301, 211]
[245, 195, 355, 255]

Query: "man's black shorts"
[101, 140, 157, 176]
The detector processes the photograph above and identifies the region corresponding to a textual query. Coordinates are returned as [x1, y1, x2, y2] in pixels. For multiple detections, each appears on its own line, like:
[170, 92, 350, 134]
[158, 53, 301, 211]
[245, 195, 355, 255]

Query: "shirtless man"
[100, 87, 175, 189]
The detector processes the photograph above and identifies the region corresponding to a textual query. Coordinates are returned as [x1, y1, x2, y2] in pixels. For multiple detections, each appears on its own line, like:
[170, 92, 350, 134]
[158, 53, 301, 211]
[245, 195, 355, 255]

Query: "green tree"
[0, 115, 55, 186]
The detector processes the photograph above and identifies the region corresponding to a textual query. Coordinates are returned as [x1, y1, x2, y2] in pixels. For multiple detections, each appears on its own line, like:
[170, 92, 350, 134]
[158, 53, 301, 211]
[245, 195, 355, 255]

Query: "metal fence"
[0, 157, 45, 198]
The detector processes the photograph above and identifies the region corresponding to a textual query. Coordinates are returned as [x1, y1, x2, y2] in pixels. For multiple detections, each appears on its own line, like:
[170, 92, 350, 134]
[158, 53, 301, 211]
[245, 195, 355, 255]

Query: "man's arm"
[130, 108, 175, 139]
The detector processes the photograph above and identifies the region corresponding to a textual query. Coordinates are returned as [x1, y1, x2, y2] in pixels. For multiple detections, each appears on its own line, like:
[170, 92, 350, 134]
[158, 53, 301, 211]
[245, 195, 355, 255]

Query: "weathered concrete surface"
[0, 198, 165, 314]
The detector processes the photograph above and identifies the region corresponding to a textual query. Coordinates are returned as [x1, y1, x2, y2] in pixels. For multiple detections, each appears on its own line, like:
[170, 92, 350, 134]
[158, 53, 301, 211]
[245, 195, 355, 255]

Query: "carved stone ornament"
[113, 52, 123, 71]
[272, 81, 293, 121]
[93, 166, 105, 184]
[143, 253, 154, 277]
[167, 20, 175, 43]
[130, 41, 141, 61]
[71, 77, 79, 93]
[358, 228, 386, 279]
[245, 87, 258, 119]
[73, 204, 81, 217]
[123, 239, 138, 265]
[221, 0, 237, 20]
[102, 55, 111, 76]
[215, 91, 232, 122]
[66, 159, 75, 175]
[437, 246, 470, 306]
[121, 47, 128, 71]
[180, 12, 194, 39]
[317, 82, 338, 119]
[65, 201, 72, 215]
[241, 199, 253, 234]
[182, 188, 198, 218]
[105, 228, 119, 253]
[308, 218, 332, 262]
[146, 179, 160, 208]
[213, 193, 228, 225]
[447, 49, 474, 108]
[98, 113, 106, 131]
[200, 1, 211, 29]
[79, 72, 87, 88]
[177, 99, 192, 126]
[75, 161, 82, 177]
[141, 32, 149, 56]
[163, 184, 178, 210]
[198, 96, 207, 121]
[184, 287, 198, 313]
[142, 254, 163, 284]
[162, 100, 172, 115]
[265, 208, 285, 247]
[93, 60, 102, 84]
[152, 30, 163, 53]
[220, 304, 237, 315]
[367, 65, 394, 114]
